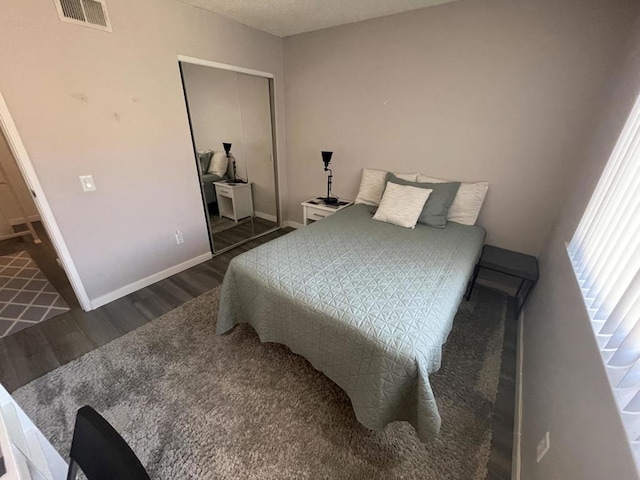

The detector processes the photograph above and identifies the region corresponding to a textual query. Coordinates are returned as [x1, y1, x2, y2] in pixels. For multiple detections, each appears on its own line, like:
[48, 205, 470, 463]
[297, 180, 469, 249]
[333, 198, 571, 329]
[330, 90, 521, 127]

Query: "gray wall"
[237, 74, 278, 218]
[282, 0, 636, 255]
[521, 14, 640, 480]
[0, 0, 288, 303]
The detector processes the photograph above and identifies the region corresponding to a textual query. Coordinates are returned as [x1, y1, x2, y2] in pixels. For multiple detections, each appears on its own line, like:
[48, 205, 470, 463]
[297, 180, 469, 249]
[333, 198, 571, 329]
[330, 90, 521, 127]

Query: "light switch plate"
[79, 175, 96, 192]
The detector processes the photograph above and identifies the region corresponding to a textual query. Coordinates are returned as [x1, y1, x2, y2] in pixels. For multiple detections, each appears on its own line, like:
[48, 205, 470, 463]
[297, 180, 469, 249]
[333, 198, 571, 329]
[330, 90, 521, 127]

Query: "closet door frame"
[177, 55, 281, 255]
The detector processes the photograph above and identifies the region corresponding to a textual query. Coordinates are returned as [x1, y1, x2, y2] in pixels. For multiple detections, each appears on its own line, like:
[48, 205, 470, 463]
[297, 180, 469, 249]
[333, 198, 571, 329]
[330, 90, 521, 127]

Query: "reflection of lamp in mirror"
[223, 142, 246, 184]
[321, 151, 338, 204]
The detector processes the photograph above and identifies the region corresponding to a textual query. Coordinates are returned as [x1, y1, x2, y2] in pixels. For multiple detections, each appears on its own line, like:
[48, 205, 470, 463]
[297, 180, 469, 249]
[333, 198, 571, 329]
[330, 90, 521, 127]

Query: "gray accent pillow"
[386, 173, 461, 228]
[198, 151, 213, 174]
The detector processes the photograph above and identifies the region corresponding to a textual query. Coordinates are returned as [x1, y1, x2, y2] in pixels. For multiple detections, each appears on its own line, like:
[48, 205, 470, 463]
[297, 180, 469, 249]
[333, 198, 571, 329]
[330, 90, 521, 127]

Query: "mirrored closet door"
[179, 61, 279, 253]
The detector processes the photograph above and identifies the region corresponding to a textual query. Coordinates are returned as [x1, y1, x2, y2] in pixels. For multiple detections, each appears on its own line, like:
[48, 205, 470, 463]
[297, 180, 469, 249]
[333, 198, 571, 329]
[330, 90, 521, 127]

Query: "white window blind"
[568, 91, 640, 468]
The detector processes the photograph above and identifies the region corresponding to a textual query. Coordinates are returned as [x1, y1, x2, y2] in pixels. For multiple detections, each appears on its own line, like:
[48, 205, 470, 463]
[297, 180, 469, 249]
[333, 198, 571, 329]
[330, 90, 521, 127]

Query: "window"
[568, 91, 640, 468]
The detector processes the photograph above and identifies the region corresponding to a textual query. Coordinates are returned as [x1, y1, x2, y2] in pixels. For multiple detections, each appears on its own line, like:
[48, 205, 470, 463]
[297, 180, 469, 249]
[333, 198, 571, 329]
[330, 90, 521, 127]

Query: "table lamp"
[224, 142, 245, 184]
[322, 151, 338, 204]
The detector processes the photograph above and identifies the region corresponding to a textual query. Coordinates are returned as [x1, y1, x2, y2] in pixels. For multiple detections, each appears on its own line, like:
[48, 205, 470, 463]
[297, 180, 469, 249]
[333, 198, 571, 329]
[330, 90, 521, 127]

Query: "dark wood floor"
[0, 224, 517, 479]
[0, 223, 80, 309]
[487, 298, 517, 480]
[0, 224, 291, 392]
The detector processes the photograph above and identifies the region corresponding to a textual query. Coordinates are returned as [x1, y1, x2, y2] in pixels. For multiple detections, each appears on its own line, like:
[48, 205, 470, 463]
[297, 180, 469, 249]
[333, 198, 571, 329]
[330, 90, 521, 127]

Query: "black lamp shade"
[223, 143, 232, 154]
[321, 151, 333, 169]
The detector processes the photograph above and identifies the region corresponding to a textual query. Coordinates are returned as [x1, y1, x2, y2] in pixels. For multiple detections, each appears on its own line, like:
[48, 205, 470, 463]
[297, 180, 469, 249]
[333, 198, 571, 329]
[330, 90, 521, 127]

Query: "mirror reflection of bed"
[180, 61, 279, 253]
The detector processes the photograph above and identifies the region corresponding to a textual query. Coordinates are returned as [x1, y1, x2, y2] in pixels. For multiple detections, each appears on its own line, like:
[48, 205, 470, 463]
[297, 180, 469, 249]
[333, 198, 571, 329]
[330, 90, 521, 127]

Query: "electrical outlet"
[536, 431, 550, 463]
[175, 230, 184, 245]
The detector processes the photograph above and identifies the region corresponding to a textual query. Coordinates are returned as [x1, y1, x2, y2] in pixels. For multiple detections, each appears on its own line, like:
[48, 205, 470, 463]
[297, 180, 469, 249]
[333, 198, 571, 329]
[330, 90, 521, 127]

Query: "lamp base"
[322, 197, 338, 204]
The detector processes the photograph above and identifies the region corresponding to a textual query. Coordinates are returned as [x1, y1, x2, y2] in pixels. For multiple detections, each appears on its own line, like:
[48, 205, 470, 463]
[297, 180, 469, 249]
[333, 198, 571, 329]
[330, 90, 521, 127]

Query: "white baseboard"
[254, 211, 277, 223]
[513, 309, 525, 480]
[284, 220, 304, 229]
[89, 252, 212, 310]
[10, 214, 40, 226]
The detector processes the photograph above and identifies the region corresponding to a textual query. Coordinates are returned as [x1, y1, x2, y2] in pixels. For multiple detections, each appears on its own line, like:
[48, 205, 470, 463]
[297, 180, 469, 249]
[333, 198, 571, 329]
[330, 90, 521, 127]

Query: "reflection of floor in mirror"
[212, 217, 278, 251]
[209, 214, 240, 235]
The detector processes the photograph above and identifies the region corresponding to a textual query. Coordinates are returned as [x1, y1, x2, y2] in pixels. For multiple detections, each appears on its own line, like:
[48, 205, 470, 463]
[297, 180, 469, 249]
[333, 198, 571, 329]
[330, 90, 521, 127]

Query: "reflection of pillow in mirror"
[208, 151, 228, 177]
[198, 151, 213, 174]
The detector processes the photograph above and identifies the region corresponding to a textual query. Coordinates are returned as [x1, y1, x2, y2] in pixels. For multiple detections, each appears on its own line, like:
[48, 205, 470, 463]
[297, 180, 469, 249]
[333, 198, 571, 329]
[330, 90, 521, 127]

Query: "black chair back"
[66, 406, 150, 480]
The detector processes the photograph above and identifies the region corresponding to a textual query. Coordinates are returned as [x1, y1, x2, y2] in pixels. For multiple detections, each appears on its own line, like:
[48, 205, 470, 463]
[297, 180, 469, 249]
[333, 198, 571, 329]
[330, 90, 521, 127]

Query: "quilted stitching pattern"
[217, 204, 485, 441]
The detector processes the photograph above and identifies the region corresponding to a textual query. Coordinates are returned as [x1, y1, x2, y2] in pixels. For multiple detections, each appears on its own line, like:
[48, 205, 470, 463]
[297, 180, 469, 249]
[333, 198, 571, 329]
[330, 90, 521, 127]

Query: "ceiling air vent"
[53, 0, 112, 32]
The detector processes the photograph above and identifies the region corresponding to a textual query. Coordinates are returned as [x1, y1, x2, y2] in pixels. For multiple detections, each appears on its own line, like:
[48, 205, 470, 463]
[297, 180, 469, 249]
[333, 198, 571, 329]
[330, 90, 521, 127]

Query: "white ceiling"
[177, 0, 461, 37]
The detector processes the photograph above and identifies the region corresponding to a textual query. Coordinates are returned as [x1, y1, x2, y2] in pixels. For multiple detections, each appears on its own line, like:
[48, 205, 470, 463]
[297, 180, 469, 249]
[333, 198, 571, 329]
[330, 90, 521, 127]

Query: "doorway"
[178, 57, 280, 254]
[0, 92, 91, 316]
[0, 128, 81, 337]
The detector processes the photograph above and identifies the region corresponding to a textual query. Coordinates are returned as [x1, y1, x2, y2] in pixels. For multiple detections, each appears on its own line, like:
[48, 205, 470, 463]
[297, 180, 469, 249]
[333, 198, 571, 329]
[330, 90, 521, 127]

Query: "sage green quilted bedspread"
[217, 204, 485, 441]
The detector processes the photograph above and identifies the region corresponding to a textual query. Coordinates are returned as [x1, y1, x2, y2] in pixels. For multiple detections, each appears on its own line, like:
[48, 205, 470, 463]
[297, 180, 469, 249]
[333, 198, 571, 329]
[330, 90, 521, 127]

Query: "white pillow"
[417, 174, 488, 225]
[208, 151, 229, 177]
[355, 168, 418, 206]
[372, 182, 432, 229]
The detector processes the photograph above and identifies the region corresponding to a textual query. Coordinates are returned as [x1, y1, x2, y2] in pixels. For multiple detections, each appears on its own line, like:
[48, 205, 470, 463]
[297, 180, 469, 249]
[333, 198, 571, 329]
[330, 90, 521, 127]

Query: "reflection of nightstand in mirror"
[301, 197, 353, 225]
[214, 181, 253, 222]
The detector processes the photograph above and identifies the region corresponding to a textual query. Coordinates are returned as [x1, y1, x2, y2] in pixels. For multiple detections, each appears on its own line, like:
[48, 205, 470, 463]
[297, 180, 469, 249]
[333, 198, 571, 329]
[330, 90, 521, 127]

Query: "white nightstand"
[301, 197, 353, 225]
[214, 181, 254, 222]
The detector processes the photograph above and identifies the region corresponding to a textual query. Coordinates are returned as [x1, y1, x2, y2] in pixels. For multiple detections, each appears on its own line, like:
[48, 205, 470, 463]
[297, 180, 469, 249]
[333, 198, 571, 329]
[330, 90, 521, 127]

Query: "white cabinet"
[301, 198, 353, 225]
[214, 182, 254, 222]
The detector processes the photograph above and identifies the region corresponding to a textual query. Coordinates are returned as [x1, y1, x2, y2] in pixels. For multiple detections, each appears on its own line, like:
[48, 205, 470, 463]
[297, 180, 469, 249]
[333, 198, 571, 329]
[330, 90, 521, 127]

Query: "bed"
[216, 203, 485, 441]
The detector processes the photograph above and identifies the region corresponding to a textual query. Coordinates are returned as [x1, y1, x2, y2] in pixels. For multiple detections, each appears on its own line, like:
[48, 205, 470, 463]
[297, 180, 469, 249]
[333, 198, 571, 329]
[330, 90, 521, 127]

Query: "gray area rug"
[13, 286, 506, 479]
[0, 250, 69, 338]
